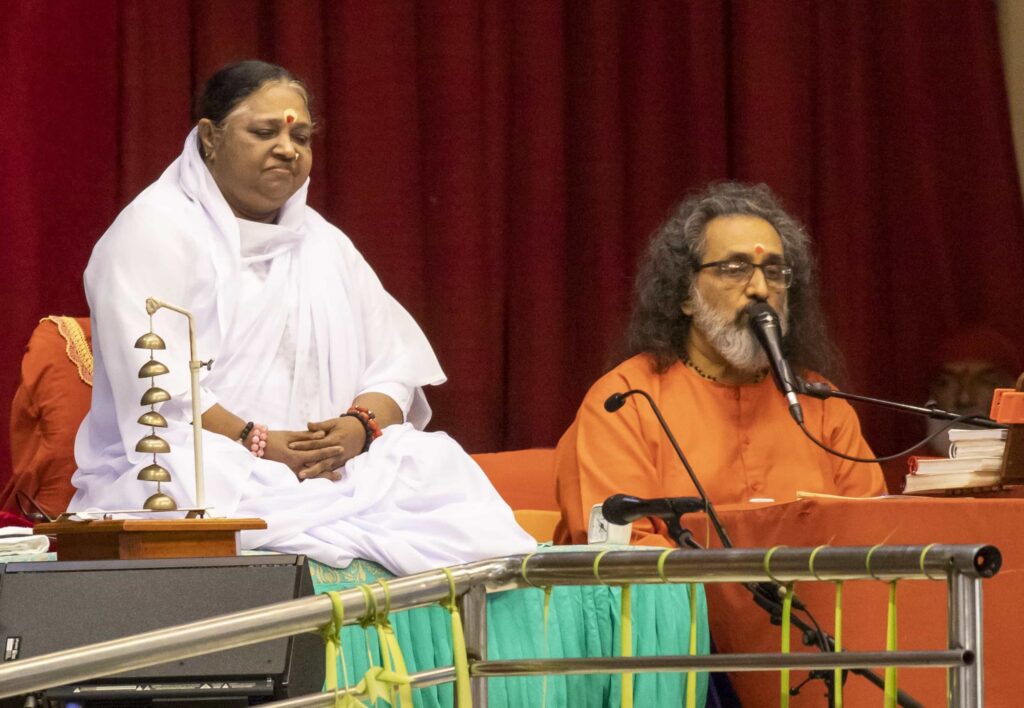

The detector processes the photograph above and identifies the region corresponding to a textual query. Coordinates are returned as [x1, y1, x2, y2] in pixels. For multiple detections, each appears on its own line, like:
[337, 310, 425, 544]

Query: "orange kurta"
[554, 354, 885, 546]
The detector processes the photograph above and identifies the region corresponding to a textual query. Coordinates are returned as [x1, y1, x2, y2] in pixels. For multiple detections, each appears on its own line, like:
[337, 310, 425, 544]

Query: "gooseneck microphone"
[601, 493, 706, 525]
[748, 301, 804, 424]
[604, 387, 920, 706]
[604, 389, 805, 609]
[602, 389, 732, 548]
[604, 392, 629, 413]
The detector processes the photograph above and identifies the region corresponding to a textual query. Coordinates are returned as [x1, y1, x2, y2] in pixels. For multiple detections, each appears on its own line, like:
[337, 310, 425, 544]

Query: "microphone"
[604, 392, 628, 412]
[601, 493, 706, 525]
[604, 389, 804, 611]
[748, 301, 804, 424]
[602, 390, 732, 548]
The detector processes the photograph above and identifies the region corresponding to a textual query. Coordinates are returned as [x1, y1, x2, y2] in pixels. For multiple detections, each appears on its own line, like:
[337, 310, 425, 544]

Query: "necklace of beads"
[682, 355, 719, 381]
[681, 355, 768, 384]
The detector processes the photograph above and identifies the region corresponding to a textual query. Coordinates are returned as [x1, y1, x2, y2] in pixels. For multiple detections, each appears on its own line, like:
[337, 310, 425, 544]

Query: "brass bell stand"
[36, 298, 265, 560]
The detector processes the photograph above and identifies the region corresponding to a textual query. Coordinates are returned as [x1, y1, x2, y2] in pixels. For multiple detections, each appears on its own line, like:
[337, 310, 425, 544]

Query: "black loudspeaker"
[0, 555, 324, 706]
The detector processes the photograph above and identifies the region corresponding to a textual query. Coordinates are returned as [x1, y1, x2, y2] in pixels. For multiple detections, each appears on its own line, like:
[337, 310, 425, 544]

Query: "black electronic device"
[0, 554, 323, 706]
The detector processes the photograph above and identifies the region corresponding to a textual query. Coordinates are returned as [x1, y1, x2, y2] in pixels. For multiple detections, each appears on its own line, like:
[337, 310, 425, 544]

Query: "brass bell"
[136, 434, 171, 454]
[134, 332, 167, 350]
[138, 360, 170, 378]
[140, 387, 171, 405]
[143, 492, 177, 511]
[137, 463, 171, 482]
[137, 410, 168, 428]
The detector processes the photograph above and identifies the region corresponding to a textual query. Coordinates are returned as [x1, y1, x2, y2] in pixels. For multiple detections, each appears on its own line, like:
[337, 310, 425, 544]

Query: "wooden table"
[34, 517, 267, 560]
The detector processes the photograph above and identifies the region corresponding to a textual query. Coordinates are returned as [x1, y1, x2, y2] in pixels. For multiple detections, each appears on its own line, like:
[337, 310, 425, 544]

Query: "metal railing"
[0, 544, 1000, 707]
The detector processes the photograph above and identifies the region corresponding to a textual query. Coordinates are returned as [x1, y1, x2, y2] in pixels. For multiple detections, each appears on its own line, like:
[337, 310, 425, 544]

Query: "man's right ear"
[680, 299, 694, 317]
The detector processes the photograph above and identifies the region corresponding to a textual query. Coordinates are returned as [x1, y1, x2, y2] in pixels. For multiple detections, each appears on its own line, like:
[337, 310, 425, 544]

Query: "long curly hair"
[624, 181, 841, 379]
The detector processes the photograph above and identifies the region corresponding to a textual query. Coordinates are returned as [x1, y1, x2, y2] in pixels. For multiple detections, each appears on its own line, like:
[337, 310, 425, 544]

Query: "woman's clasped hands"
[263, 416, 367, 482]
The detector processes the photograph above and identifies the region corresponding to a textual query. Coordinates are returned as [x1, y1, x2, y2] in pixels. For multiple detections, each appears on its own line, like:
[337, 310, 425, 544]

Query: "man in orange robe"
[555, 182, 885, 546]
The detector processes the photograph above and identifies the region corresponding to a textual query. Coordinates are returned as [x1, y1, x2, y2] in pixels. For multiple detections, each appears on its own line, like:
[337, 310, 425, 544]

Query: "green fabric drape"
[312, 558, 710, 708]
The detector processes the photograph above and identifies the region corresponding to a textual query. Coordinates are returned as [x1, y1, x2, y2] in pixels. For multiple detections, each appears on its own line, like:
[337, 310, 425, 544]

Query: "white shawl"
[71, 129, 535, 573]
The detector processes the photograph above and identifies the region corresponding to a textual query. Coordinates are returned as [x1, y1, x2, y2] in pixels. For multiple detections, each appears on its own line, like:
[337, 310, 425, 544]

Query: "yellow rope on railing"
[440, 568, 472, 708]
[594, 549, 633, 708]
[376, 580, 414, 707]
[779, 582, 795, 707]
[762, 546, 793, 707]
[656, 548, 699, 708]
[807, 544, 844, 707]
[521, 552, 553, 708]
[320, 591, 356, 707]
[833, 581, 844, 708]
[919, 543, 940, 580]
[763, 545, 786, 584]
[686, 580, 699, 708]
[540, 584, 553, 708]
[885, 581, 899, 708]
[520, 552, 539, 587]
[346, 583, 413, 707]
[865, 544, 900, 708]
[655, 548, 674, 582]
[321, 545, 943, 708]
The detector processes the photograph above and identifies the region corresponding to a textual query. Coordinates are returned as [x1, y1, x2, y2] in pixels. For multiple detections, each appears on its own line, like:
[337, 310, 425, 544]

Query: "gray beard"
[690, 290, 789, 375]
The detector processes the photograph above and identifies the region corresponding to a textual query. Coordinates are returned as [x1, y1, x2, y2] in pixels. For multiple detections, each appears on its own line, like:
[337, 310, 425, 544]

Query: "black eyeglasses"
[696, 260, 794, 289]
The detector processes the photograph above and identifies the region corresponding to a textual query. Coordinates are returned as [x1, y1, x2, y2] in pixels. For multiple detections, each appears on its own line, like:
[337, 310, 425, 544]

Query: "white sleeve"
[356, 382, 415, 421]
[336, 232, 446, 429]
[84, 201, 223, 461]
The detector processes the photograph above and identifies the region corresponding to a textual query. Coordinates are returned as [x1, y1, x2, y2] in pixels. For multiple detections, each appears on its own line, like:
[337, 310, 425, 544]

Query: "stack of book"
[903, 429, 1007, 495]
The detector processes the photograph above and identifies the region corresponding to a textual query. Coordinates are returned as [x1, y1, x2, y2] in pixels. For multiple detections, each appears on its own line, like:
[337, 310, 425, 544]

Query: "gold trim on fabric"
[43, 315, 93, 387]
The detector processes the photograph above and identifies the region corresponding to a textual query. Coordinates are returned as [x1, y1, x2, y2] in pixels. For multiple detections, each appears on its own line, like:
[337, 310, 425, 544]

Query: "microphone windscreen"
[747, 301, 777, 325]
[604, 392, 627, 413]
[600, 494, 630, 524]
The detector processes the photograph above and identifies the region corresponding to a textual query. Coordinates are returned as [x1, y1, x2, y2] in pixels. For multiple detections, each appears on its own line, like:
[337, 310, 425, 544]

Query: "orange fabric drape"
[701, 496, 1024, 706]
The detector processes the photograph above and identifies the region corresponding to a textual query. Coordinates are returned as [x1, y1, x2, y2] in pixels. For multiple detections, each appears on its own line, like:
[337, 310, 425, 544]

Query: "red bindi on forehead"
[754, 244, 765, 255]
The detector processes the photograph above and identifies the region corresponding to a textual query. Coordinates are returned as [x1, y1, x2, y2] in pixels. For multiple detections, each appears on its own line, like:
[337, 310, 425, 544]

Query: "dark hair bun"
[193, 60, 313, 124]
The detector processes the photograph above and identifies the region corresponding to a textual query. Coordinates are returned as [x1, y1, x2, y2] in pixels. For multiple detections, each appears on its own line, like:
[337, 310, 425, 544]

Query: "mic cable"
[606, 389, 808, 612]
[604, 389, 732, 548]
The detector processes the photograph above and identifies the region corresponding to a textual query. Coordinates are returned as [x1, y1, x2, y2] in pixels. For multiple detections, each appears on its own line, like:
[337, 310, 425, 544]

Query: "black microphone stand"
[662, 513, 923, 708]
[606, 389, 923, 707]
[800, 380, 1006, 430]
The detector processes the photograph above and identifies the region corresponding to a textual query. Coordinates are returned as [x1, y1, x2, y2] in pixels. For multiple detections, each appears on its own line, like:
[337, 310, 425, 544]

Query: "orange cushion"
[2, 317, 92, 518]
[471, 448, 557, 511]
[512, 509, 561, 542]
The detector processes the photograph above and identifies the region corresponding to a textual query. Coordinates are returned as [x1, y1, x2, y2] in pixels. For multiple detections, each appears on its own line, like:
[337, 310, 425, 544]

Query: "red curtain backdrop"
[2, 1, 1022, 489]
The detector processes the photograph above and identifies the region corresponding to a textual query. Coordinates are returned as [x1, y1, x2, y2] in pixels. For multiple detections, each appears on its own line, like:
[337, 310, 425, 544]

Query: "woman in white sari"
[71, 60, 535, 574]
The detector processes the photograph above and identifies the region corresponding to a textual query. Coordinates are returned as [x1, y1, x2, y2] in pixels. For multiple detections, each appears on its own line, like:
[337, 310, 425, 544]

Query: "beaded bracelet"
[239, 422, 267, 458]
[348, 405, 383, 440]
[341, 412, 374, 453]
[238, 421, 254, 443]
[342, 406, 383, 454]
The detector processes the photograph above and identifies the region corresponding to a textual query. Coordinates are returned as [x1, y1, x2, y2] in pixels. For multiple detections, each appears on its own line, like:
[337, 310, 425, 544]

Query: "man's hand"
[284, 416, 367, 480]
[262, 429, 344, 482]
